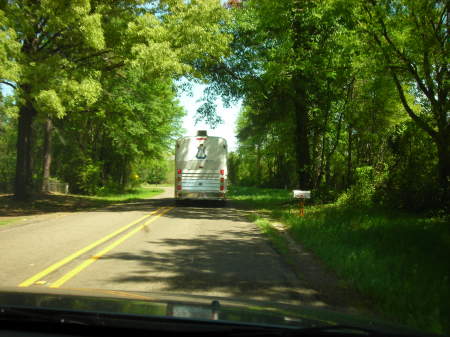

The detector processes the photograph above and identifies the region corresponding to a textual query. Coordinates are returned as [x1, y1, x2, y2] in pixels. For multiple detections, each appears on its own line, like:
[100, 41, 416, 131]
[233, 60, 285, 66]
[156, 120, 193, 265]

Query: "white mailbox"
[293, 190, 311, 199]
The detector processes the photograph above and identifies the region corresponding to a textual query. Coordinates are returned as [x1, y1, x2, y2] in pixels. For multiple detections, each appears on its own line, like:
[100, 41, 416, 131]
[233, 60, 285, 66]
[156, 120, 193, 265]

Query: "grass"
[229, 186, 450, 336]
[0, 218, 19, 226]
[254, 217, 290, 256]
[143, 183, 173, 188]
[228, 186, 292, 210]
[90, 186, 164, 202]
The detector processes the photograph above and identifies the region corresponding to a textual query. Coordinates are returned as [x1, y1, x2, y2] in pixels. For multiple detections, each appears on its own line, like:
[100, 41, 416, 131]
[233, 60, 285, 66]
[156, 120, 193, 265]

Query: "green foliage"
[0, 101, 16, 192]
[50, 73, 184, 194]
[138, 158, 173, 185]
[77, 160, 102, 195]
[337, 166, 386, 208]
[35, 90, 65, 118]
[229, 186, 450, 335]
[287, 205, 449, 335]
[0, 0, 231, 198]
[224, 0, 447, 210]
[376, 122, 441, 211]
[352, 0, 450, 196]
[0, 10, 21, 83]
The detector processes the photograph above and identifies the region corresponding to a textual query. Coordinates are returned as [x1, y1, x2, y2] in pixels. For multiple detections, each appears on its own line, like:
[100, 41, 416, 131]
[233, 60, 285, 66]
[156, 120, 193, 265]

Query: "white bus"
[175, 131, 228, 202]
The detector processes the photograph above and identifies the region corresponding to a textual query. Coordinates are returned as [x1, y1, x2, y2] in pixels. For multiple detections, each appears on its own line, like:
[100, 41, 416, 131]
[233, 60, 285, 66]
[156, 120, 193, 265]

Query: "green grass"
[254, 217, 290, 256]
[228, 186, 292, 210]
[229, 186, 450, 336]
[147, 183, 173, 187]
[90, 187, 164, 202]
[0, 218, 19, 226]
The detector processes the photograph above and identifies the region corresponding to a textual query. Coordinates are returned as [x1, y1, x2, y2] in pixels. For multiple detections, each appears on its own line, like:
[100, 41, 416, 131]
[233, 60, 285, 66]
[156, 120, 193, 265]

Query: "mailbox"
[293, 190, 311, 199]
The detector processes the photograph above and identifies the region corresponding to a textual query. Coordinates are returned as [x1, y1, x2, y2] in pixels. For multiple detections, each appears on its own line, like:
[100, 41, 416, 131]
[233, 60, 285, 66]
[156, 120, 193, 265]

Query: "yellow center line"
[50, 206, 174, 288]
[18, 207, 166, 287]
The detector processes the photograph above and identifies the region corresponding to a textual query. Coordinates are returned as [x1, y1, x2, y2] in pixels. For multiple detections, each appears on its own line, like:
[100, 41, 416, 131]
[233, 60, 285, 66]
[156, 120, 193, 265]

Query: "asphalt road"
[0, 188, 325, 307]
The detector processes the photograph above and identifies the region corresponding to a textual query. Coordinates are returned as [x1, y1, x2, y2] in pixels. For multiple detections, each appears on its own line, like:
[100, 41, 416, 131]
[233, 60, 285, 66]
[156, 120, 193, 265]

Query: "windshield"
[0, 0, 448, 336]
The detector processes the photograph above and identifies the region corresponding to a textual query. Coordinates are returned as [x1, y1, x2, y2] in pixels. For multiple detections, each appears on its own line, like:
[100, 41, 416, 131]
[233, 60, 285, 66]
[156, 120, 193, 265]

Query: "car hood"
[0, 287, 428, 335]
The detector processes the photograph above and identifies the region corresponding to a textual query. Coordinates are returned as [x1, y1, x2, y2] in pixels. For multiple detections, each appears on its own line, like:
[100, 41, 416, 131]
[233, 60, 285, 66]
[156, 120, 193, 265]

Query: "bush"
[377, 122, 442, 211]
[337, 166, 386, 208]
[137, 158, 172, 185]
[286, 204, 450, 335]
[77, 161, 102, 195]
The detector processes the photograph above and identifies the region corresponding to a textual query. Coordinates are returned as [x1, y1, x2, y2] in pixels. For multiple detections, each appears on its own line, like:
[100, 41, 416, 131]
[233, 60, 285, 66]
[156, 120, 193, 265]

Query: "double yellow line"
[19, 206, 174, 288]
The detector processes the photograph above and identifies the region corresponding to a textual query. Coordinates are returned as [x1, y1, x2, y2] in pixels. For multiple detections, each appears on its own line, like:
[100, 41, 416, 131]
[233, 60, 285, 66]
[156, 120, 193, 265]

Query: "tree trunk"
[291, 0, 313, 189]
[346, 123, 353, 187]
[255, 144, 262, 186]
[14, 100, 36, 200]
[315, 128, 327, 189]
[325, 110, 343, 187]
[436, 138, 450, 205]
[42, 118, 53, 193]
[293, 78, 312, 189]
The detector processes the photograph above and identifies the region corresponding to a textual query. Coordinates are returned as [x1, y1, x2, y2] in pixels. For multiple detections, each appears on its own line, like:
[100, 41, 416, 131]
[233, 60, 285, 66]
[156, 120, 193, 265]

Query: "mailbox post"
[293, 190, 311, 216]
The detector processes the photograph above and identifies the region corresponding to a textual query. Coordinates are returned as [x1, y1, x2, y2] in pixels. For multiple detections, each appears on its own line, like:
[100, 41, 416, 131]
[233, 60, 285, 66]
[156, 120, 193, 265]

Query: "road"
[0, 188, 327, 308]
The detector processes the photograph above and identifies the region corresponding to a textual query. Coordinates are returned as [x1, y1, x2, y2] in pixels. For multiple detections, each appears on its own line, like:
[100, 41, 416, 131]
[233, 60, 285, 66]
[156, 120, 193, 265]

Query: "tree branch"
[422, 49, 437, 103]
[429, 6, 448, 47]
[436, 65, 448, 105]
[0, 81, 17, 89]
[367, 1, 437, 106]
[73, 49, 112, 63]
[390, 70, 438, 141]
[102, 61, 125, 72]
[38, 30, 64, 51]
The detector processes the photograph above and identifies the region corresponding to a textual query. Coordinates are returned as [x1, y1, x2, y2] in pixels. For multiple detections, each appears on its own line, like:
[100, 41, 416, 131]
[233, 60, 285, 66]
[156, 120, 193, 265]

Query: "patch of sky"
[1, 83, 15, 97]
[176, 78, 241, 152]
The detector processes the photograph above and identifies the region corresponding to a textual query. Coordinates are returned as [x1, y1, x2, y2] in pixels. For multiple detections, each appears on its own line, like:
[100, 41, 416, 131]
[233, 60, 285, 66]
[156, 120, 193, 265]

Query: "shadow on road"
[101, 206, 325, 308]
[0, 187, 250, 218]
[0, 194, 170, 217]
[82, 199, 254, 221]
[165, 203, 253, 222]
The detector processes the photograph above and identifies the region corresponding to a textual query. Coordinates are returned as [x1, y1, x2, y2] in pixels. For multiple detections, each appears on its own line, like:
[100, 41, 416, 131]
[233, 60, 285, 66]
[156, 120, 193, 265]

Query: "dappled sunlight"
[99, 206, 330, 309]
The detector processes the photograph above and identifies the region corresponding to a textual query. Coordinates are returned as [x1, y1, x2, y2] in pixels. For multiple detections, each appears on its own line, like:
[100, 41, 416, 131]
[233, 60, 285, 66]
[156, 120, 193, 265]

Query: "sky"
[177, 83, 241, 152]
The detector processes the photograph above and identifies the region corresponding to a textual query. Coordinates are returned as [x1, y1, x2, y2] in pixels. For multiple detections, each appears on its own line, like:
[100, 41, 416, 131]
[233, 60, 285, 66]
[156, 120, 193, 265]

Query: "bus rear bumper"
[175, 191, 226, 200]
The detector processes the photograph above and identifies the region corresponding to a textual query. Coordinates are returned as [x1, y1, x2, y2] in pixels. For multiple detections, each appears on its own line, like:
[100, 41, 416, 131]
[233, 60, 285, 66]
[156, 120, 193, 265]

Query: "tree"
[0, 0, 230, 199]
[52, 71, 184, 194]
[0, 93, 17, 192]
[203, 0, 359, 190]
[356, 0, 449, 201]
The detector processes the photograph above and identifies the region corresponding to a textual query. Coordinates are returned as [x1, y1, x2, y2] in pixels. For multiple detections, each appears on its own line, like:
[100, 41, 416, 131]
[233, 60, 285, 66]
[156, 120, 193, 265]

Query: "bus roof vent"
[197, 130, 208, 136]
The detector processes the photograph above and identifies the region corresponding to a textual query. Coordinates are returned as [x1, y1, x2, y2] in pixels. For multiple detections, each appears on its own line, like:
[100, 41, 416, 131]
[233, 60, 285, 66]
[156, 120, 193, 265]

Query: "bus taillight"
[177, 185, 182, 190]
[220, 169, 224, 175]
[177, 169, 182, 175]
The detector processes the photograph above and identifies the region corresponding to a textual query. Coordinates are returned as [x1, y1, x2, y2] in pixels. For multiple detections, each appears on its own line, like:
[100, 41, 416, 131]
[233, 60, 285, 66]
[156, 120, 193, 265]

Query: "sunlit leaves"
[0, 11, 21, 82]
[35, 90, 65, 118]
[59, 77, 103, 113]
[1, 0, 233, 194]
[126, 1, 231, 79]
[80, 14, 105, 50]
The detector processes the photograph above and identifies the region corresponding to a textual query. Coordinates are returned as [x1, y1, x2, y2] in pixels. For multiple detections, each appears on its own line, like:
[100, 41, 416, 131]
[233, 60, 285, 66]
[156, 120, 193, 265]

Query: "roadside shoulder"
[242, 208, 374, 317]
